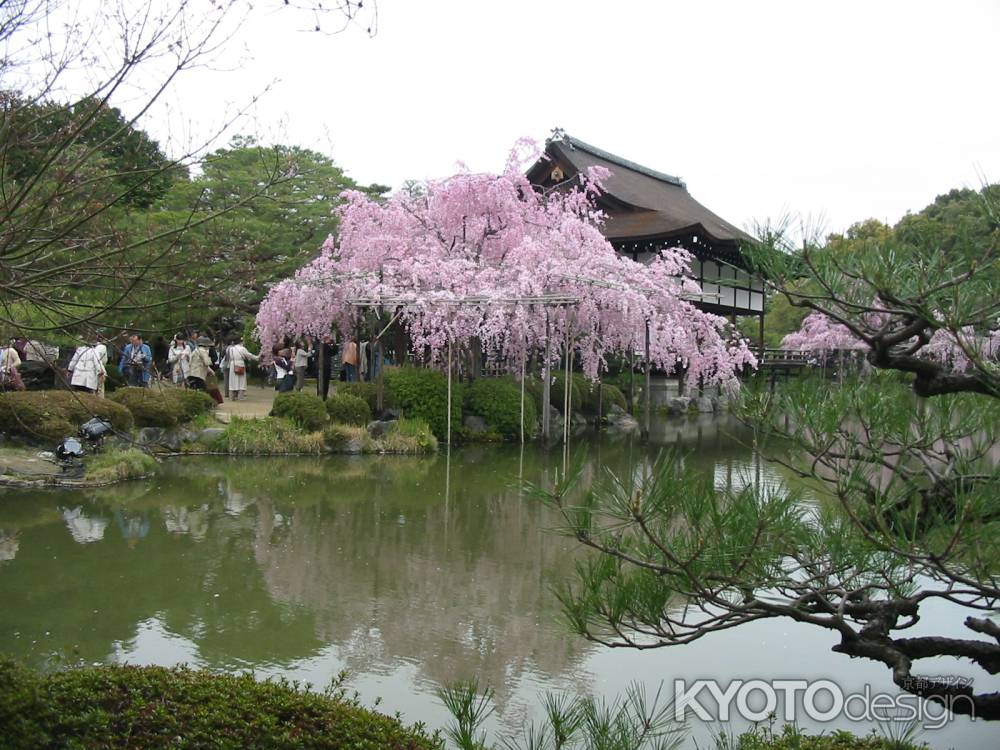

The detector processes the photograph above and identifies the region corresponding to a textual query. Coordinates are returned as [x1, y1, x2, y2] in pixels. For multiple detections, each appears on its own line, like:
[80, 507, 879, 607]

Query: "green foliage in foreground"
[0, 660, 437, 750]
[438, 681, 926, 750]
[326, 393, 373, 426]
[0, 391, 134, 443]
[464, 376, 537, 439]
[213, 417, 325, 455]
[83, 449, 157, 483]
[714, 723, 927, 750]
[270, 391, 329, 431]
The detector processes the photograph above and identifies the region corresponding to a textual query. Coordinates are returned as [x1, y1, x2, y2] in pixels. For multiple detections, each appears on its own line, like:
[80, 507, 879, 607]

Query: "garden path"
[215, 383, 277, 422]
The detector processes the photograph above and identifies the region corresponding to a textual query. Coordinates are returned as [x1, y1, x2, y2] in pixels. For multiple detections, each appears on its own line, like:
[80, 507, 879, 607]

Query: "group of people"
[0, 337, 61, 391]
[0, 326, 396, 400]
[269, 336, 325, 393]
[164, 332, 259, 401]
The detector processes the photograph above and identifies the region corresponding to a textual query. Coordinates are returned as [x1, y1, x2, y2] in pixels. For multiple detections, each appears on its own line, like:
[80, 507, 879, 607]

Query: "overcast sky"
[163, 0, 999, 237]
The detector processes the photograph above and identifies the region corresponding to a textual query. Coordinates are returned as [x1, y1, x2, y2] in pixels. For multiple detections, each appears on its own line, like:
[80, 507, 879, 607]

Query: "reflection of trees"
[251, 474, 590, 707]
[0, 423, 783, 707]
[0, 530, 19, 561]
[0, 485, 323, 670]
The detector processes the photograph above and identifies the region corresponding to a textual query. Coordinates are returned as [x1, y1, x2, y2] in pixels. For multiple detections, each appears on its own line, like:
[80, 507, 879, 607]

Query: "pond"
[0, 415, 994, 748]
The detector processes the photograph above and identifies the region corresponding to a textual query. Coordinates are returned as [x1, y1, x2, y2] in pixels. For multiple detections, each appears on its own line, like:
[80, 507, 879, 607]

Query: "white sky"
[161, 0, 1000, 236]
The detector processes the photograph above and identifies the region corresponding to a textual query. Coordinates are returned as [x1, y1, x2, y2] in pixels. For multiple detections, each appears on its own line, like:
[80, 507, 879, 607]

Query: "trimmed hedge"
[524, 374, 583, 415]
[332, 381, 396, 414]
[109, 387, 216, 428]
[0, 391, 133, 443]
[464, 376, 537, 439]
[326, 393, 372, 426]
[168, 388, 217, 421]
[0, 660, 437, 750]
[270, 392, 328, 432]
[384, 366, 461, 440]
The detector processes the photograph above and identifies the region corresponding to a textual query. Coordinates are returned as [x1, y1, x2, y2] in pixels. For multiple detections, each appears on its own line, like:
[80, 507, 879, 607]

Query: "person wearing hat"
[186, 336, 215, 391]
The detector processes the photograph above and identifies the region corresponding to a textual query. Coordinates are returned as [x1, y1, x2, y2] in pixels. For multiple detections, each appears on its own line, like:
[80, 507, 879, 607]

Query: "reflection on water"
[0, 415, 991, 748]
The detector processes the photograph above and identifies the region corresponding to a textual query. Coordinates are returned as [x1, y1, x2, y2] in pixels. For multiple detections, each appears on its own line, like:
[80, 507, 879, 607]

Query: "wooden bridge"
[758, 348, 813, 369]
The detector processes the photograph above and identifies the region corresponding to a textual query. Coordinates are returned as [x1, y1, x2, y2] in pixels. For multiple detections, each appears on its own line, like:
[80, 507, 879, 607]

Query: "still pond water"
[0, 416, 995, 748]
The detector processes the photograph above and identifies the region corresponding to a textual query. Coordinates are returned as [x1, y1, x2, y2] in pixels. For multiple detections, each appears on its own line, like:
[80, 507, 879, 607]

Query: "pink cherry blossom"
[256, 142, 757, 388]
[783, 311, 999, 373]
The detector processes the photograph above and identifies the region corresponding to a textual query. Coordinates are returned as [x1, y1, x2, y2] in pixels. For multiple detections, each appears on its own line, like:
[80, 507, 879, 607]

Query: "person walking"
[167, 335, 190, 386]
[293, 338, 312, 391]
[186, 336, 214, 391]
[118, 334, 152, 387]
[225, 338, 259, 401]
[68, 341, 107, 395]
[93, 343, 108, 397]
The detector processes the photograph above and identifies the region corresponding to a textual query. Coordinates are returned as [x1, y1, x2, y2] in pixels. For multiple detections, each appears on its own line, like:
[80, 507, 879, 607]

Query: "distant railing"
[759, 348, 813, 366]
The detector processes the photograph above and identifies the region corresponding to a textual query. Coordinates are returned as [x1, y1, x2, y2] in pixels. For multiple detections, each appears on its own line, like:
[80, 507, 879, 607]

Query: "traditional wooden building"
[527, 131, 764, 333]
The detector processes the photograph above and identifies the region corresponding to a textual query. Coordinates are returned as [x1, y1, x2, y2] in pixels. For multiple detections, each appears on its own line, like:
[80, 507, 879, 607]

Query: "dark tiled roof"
[530, 133, 751, 246]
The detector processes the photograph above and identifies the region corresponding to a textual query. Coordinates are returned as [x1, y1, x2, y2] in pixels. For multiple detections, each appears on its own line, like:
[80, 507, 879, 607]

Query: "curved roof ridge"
[554, 132, 686, 189]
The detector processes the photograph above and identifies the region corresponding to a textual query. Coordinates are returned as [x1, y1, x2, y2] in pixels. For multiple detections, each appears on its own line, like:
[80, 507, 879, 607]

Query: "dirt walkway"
[215, 383, 278, 422]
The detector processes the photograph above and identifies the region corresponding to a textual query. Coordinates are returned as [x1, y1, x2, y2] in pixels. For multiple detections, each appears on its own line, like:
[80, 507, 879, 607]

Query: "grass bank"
[83, 448, 157, 483]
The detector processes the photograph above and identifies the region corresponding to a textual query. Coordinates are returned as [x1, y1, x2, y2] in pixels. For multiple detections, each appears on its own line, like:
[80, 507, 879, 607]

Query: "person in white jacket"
[225, 339, 259, 401]
[166, 335, 190, 386]
[68, 342, 108, 395]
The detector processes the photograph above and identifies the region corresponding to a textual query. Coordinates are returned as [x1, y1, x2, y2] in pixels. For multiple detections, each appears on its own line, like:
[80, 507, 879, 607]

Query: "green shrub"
[108, 388, 214, 427]
[214, 417, 325, 455]
[579, 378, 627, 415]
[270, 392, 328, 431]
[84, 449, 157, 483]
[524, 373, 582, 415]
[464, 376, 537, 439]
[326, 393, 372, 426]
[0, 391, 133, 443]
[167, 388, 216, 421]
[0, 660, 438, 750]
[332, 381, 396, 413]
[384, 366, 461, 440]
[109, 387, 179, 428]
